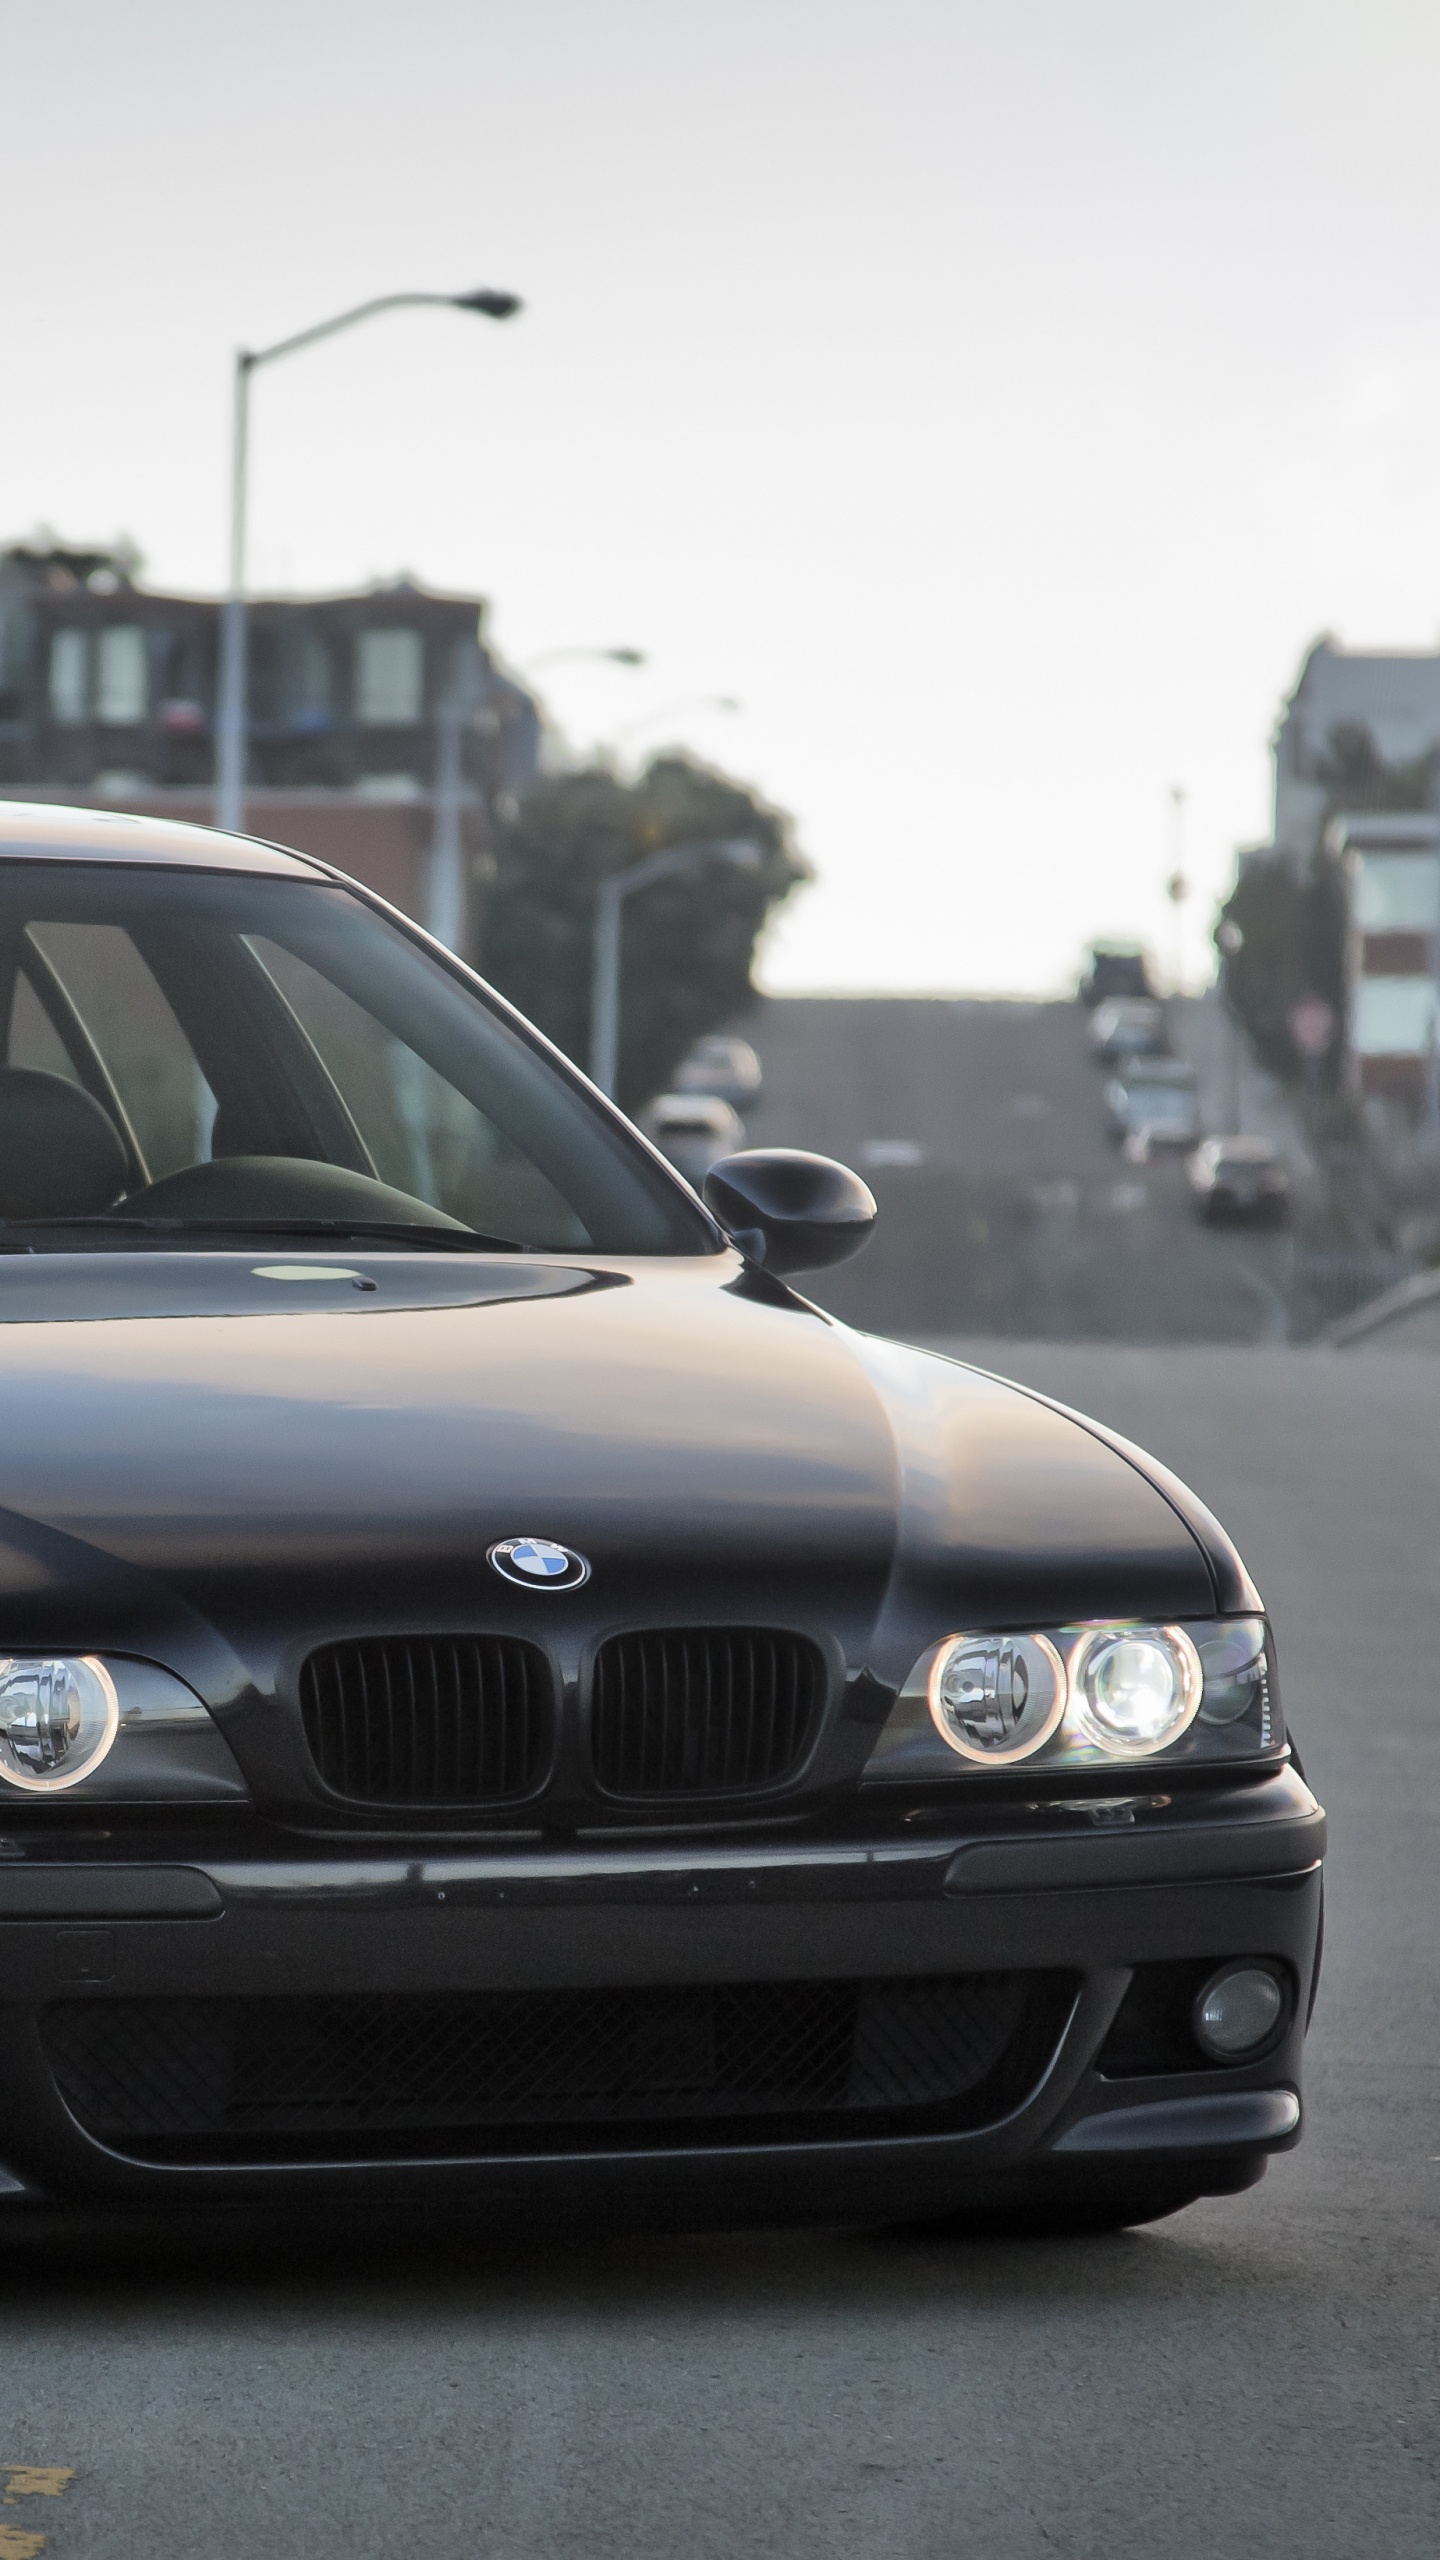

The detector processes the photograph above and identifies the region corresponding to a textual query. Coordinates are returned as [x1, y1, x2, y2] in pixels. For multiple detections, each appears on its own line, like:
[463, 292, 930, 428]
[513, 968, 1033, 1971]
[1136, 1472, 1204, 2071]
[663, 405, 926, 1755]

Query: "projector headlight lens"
[0, 1656, 120, 1793]
[928, 1630, 1067, 1764]
[1071, 1624, 1202, 1757]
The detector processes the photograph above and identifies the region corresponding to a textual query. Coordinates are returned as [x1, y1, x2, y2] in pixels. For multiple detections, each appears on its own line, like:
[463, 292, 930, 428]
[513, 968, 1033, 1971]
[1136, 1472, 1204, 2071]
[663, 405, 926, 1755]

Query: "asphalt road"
[1, 1341, 1435, 2559]
[737, 994, 1300, 1340]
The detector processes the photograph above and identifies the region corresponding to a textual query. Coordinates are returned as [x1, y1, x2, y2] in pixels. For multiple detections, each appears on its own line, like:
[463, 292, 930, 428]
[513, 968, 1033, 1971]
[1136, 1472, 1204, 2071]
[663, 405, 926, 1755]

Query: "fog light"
[1193, 1964, 1286, 2060]
[0, 1657, 119, 1793]
[928, 1631, 1067, 1764]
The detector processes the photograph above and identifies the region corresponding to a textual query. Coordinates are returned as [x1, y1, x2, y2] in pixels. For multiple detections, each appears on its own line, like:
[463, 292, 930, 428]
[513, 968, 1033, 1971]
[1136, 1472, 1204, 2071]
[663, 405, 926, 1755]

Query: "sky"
[5, 0, 1440, 995]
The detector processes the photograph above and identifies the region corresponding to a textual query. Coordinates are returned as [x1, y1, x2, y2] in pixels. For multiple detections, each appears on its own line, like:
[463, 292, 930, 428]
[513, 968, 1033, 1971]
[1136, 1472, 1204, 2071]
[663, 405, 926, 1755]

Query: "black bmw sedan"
[0, 803, 1323, 2235]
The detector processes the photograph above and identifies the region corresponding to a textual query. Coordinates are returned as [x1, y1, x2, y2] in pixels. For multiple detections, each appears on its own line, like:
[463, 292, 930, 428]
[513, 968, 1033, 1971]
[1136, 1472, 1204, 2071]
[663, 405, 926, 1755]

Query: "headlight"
[1070, 1625, 1201, 1757]
[929, 1632, 1066, 1765]
[0, 1656, 119, 1793]
[863, 1615, 1277, 1784]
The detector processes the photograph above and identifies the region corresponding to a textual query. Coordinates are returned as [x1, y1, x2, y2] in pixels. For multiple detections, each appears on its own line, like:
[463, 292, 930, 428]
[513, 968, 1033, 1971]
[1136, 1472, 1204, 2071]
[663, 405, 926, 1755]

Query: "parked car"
[1188, 1136, 1290, 1224]
[0, 803, 1322, 2238]
[1088, 997, 1168, 1064]
[672, 1035, 762, 1107]
[1080, 944, 1155, 1007]
[1105, 1059, 1202, 1148]
[640, 1092, 746, 1186]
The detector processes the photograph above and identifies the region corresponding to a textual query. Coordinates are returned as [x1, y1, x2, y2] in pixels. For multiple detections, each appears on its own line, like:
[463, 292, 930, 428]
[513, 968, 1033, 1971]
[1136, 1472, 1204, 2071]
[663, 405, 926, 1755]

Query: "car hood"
[0, 1252, 1228, 1704]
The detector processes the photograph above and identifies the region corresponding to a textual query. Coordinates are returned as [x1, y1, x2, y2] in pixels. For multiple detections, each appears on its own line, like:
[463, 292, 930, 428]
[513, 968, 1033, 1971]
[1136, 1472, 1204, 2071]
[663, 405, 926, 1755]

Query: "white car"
[1188, 1136, 1290, 1223]
[640, 1093, 746, 1187]
[1088, 998, 1167, 1064]
[1104, 1061, 1202, 1148]
[672, 1035, 763, 1106]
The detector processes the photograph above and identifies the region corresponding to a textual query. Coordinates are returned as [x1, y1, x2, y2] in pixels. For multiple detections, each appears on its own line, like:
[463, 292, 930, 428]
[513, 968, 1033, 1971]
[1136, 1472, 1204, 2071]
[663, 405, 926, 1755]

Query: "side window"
[24, 925, 215, 1181]
[249, 937, 590, 1247]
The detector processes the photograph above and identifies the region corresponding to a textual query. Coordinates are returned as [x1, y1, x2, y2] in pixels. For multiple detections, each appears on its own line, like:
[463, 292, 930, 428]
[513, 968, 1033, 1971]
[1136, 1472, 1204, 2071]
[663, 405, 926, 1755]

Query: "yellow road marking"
[1, 2474, 72, 2502]
[0, 2528, 47, 2558]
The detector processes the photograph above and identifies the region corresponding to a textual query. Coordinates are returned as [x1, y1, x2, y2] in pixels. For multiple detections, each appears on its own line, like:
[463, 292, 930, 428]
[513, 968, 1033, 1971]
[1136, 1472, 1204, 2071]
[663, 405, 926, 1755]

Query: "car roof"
[0, 800, 327, 879]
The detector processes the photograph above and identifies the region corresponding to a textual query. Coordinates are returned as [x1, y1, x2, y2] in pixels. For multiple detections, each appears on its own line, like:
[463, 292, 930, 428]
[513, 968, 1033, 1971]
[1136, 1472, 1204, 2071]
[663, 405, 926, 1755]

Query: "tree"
[479, 754, 810, 1111]
[1217, 851, 1347, 1087]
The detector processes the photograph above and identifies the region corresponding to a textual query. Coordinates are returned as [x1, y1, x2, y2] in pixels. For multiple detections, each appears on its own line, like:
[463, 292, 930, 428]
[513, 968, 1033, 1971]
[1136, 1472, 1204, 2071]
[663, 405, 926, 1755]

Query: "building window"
[1353, 975, 1439, 1058]
[49, 628, 89, 724]
[292, 628, 334, 731]
[1354, 851, 1440, 933]
[355, 627, 423, 725]
[96, 625, 148, 725]
[0, 606, 25, 719]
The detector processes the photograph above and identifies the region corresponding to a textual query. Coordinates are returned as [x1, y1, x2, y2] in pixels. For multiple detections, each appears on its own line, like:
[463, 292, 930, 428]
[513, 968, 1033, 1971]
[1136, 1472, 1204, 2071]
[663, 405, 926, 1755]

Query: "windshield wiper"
[0, 1216, 529, 1255]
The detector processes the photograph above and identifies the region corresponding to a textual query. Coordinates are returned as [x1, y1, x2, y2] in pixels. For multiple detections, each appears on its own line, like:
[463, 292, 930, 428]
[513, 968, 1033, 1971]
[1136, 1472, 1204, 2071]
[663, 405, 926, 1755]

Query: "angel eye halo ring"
[1069, 1623, 1202, 1757]
[927, 1630, 1068, 1765]
[0, 1655, 120, 1793]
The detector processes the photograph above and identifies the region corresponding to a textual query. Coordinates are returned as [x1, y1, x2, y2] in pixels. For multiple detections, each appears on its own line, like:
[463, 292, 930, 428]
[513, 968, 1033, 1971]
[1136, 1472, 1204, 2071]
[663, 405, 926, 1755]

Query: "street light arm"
[524, 646, 646, 673]
[589, 839, 764, 1098]
[244, 288, 521, 373]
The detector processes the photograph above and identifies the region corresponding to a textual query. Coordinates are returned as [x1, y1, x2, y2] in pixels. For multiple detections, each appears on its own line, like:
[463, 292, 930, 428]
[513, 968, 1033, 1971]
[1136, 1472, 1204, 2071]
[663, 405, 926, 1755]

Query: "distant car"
[1080, 946, 1154, 1007]
[1088, 998, 1168, 1064]
[641, 1093, 746, 1186]
[1104, 1060, 1202, 1148]
[1188, 1137, 1290, 1224]
[672, 1036, 763, 1107]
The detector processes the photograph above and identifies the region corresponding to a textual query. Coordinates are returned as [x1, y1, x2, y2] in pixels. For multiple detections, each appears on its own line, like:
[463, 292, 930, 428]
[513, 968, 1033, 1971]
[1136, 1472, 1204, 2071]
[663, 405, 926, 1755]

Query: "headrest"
[0, 1068, 128, 1220]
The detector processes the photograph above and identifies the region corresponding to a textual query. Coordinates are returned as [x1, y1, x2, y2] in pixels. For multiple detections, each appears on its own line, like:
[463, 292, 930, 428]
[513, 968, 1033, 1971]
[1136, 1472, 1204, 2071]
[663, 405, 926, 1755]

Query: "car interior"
[0, 862, 709, 1255]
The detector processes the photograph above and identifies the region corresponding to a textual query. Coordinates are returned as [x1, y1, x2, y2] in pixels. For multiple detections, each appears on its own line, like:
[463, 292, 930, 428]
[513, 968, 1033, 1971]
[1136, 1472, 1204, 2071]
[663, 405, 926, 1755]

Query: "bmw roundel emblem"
[488, 1536, 590, 1592]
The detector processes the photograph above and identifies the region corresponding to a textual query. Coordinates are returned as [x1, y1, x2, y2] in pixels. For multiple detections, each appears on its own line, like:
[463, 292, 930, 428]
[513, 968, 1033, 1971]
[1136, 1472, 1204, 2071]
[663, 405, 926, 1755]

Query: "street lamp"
[611, 694, 740, 755]
[215, 286, 522, 837]
[523, 646, 646, 673]
[589, 837, 762, 1100]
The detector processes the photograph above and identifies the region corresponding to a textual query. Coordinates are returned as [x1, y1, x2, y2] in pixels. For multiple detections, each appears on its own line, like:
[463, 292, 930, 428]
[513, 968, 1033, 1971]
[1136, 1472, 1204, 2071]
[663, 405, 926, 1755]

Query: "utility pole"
[428, 637, 491, 955]
[1166, 784, 1189, 996]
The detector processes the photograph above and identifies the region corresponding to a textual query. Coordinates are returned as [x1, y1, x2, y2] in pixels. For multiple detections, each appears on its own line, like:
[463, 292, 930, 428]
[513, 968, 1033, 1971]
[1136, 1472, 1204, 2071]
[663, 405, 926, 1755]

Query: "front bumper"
[0, 1767, 1324, 2225]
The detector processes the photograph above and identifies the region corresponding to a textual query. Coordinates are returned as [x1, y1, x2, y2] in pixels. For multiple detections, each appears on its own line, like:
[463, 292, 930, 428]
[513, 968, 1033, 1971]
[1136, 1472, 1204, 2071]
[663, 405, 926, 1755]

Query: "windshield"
[0, 861, 713, 1255]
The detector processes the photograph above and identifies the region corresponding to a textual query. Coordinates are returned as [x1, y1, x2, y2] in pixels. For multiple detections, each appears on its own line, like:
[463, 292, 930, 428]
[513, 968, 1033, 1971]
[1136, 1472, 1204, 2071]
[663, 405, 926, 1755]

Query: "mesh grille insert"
[300, 1635, 553, 1806]
[42, 1972, 1073, 2162]
[591, 1629, 826, 1794]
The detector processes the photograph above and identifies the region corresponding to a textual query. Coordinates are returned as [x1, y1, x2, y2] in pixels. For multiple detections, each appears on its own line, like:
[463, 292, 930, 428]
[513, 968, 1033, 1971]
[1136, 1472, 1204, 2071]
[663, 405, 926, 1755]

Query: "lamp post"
[523, 646, 646, 673]
[214, 286, 522, 838]
[589, 838, 762, 1101]
[610, 694, 740, 757]
[428, 637, 492, 954]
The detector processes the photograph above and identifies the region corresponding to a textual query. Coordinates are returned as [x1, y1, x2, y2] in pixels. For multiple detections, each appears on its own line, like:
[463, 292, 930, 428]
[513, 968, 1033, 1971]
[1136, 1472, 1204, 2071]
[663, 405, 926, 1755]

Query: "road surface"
[737, 993, 1300, 1339]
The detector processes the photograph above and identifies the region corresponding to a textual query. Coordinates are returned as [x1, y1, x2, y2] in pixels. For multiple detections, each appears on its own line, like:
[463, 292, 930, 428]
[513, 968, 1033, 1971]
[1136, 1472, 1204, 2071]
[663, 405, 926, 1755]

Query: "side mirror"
[703, 1149, 878, 1276]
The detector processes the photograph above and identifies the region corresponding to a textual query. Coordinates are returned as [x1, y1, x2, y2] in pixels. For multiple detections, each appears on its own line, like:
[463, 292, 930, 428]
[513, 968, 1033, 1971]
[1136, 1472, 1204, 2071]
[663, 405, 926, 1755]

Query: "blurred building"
[1271, 635, 1440, 862]
[0, 541, 544, 949]
[1230, 637, 1440, 1120]
[1329, 812, 1439, 1116]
